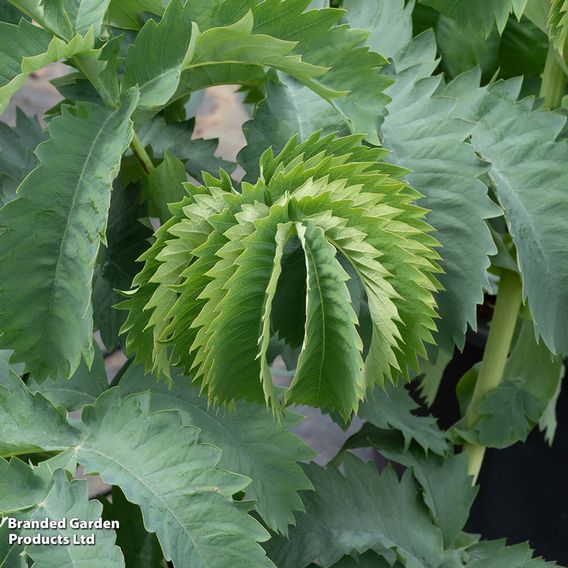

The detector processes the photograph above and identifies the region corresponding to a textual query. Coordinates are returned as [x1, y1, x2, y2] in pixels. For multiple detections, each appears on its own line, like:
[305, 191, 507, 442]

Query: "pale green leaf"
[0, 463, 124, 567]
[444, 71, 568, 354]
[0, 93, 137, 380]
[118, 364, 315, 534]
[76, 389, 275, 568]
[41, 0, 112, 37]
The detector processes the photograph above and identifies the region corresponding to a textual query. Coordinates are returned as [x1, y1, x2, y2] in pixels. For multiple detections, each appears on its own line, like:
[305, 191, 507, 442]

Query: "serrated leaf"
[267, 455, 445, 568]
[76, 389, 275, 568]
[123, 134, 441, 415]
[548, 0, 568, 53]
[358, 383, 449, 456]
[345, 0, 499, 352]
[0, 93, 137, 380]
[118, 364, 315, 534]
[465, 539, 556, 567]
[0, 109, 46, 206]
[123, 0, 193, 110]
[0, 464, 124, 566]
[146, 151, 187, 222]
[420, 0, 528, 36]
[0, 19, 94, 114]
[363, 431, 477, 549]
[444, 71, 568, 355]
[27, 346, 109, 410]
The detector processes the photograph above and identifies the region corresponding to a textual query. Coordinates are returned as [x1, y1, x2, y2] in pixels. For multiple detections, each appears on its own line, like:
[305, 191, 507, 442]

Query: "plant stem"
[541, 46, 566, 109]
[130, 131, 155, 173]
[463, 270, 522, 482]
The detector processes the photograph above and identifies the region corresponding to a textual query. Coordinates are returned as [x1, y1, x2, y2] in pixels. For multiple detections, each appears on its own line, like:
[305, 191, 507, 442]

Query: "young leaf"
[266, 455, 445, 567]
[123, 134, 441, 415]
[548, 0, 568, 53]
[76, 389, 275, 568]
[118, 364, 316, 535]
[0, 93, 138, 380]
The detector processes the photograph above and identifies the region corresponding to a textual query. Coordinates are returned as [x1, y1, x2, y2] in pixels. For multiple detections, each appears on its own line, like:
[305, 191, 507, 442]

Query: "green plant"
[0, 0, 566, 565]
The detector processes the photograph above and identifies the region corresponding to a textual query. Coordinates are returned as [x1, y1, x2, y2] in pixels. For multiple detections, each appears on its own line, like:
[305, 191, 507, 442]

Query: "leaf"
[105, 487, 164, 568]
[136, 115, 234, 182]
[0, 463, 124, 566]
[0, 19, 94, 114]
[146, 150, 187, 222]
[465, 539, 557, 567]
[93, 181, 153, 351]
[286, 222, 364, 414]
[118, 364, 315, 535]
[454, 320, 564, 448]
[435, 15, 500, 79]
[420, 0, 528, 36]
[41, 0, 112, 37]
[358, 383, 449, 456]
[417, 348, 453, 406]
[122, 0, 193, 110]
[364, 431, 477, 549]
[444, 71, 568, 354]
[346, 0, 499, 352]
[0, 109, 46, 206]
[0, 93, 138, 380]
[548, 0, 568, 53]
[76, 389, 275, 568]
[266, 455, 445, 568]
[123, 134, 441, 415]
[238, 74, 348, 180]
[0, 370, 79, 457]
[27, 345, 109, 410]
[106, 0, 165, 30]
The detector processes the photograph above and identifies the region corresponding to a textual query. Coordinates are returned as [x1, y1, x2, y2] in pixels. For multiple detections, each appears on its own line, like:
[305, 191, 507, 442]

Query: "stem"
[463, 270, 522, 482]
[540, 46, 566, 109]
[130, 131, 155, 173]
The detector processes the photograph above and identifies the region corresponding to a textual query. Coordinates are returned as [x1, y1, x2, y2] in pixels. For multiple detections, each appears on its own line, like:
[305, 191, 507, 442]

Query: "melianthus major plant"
[0, 0, 567, 566]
